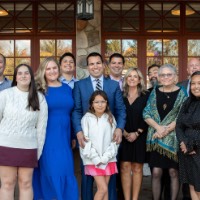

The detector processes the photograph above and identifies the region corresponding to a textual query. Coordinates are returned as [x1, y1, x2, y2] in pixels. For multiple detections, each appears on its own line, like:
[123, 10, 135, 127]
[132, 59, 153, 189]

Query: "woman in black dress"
[176, 71, 200, 200]
[120, 67, 149, 200]
[143, 64, 187, 200]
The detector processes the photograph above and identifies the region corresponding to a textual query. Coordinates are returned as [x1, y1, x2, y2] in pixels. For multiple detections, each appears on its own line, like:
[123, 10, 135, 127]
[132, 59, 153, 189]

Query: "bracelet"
[137, 129, 143, 134]
[135, 132, 139, 137]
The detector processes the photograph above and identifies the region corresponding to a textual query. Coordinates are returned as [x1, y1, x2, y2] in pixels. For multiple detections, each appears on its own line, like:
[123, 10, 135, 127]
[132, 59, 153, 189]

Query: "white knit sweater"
[80, 112, 118, 169]
[0, 86, 48, 159]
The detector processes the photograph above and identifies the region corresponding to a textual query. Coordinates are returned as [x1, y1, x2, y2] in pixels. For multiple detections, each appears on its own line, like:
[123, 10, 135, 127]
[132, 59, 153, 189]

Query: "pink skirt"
[85, 162, 118, 176]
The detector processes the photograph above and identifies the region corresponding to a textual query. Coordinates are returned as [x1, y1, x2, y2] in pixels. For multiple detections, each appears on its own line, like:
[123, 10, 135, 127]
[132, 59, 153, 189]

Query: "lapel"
[85, 76, 94, 96]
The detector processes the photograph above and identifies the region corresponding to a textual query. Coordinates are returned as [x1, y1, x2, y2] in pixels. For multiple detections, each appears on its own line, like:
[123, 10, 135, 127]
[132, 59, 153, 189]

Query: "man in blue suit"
[72, 52, 126, 200]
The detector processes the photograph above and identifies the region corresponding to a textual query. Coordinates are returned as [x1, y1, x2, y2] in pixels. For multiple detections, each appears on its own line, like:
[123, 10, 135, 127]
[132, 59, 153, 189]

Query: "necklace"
[162, 86, 175, 110]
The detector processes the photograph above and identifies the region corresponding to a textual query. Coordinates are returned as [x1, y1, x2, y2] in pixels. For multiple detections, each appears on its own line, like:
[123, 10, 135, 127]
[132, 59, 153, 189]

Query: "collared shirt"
[59, 76, 78, 89]
[90, 75, 104, 91]
[110, 75, 123, 91]
[0, 77, 12, 91]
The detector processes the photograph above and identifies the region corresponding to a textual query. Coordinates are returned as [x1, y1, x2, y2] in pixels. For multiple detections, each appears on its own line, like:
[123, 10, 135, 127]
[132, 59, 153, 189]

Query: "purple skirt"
[0, 146, 37, 168]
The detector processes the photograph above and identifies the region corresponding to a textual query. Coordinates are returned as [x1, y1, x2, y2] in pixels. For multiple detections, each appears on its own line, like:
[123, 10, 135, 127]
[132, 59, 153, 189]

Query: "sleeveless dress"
[33, 83, 79, 200]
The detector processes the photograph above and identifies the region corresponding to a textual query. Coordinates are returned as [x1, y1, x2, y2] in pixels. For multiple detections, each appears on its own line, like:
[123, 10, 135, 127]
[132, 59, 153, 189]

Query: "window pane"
[40, 40, 55, 57]
[122, 40, 137, 57]
[0, 40, 14, 56]
[147, 40, 162, 56]
[163, 57, 178, 68]
[16, 58, 31, 66]
[163, 40, 178, 56]
[4, 58, 14, 75]
[15, 40, 31, 57]
[188, 40, 200, 56]
[105, 40, 121, 57]
[57, 40, 72, 56]
[125, 57, 137, 68]
[147, 57, 162, 67]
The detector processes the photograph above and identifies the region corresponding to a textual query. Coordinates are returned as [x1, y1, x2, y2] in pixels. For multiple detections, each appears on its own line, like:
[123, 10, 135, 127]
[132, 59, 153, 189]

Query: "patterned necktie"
[95, 79, 102, 91]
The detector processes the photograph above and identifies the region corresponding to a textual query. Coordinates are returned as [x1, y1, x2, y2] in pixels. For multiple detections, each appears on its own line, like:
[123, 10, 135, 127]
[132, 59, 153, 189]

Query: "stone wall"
[76, 0, 101, 79]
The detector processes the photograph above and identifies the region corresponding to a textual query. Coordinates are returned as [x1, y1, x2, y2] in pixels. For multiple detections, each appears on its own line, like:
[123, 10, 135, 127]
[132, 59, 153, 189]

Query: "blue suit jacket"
[72, 76, 126, 134]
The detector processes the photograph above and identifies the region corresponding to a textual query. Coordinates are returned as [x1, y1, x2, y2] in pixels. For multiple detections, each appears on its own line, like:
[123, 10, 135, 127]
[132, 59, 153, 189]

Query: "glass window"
[146, 39, 178, 71]
[40, 39, 72, 61]
[145, 3, 180, 33]
[188, 40, 200, 57]
[103, 2, 139, 32]
[0, 39, 31, 79]
[0, 3, 32, 33]
[104, 39, 137, 75]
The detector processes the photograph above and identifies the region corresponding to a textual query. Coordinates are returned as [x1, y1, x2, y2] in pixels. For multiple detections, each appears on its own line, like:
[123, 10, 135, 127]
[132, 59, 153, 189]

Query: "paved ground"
[14, 149, 183, 199]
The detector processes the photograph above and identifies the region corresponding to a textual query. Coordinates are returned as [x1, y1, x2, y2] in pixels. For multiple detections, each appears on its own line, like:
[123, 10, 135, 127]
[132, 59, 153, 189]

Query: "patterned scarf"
[143, 87, 187, 162]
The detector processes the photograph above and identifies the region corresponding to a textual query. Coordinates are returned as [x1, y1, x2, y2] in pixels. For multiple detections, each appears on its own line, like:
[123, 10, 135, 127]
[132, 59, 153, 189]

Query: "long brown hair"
[88, 90, 113, 126]
[12, 64, 40, 111]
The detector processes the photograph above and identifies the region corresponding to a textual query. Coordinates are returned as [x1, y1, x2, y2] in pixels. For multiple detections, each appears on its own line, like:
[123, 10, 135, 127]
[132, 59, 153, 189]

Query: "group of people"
[0, 51, 200, 200]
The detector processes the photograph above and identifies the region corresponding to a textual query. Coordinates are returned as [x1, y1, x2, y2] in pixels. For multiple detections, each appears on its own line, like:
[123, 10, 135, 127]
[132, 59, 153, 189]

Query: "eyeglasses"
[93, 100, 107, 105]
[159, 73, 174, 78]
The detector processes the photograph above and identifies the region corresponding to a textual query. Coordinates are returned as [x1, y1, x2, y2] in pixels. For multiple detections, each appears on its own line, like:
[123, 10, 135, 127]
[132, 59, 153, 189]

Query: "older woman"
[119, 67, 149, 200]
[143, 64, 187, 200]
[176, 71, 200, 200]
[33, 57, 79, 200]
[0, 64, 48, 200]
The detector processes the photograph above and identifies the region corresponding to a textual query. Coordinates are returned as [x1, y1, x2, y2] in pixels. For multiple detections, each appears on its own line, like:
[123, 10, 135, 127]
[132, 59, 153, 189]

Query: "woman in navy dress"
[33, 57, 79, 200]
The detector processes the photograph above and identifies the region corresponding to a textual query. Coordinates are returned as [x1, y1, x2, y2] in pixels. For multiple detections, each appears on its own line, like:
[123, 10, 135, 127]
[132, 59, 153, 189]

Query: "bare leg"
[0, 166, 17, 200]
[131, 163, 143, 200]
[189, 185, 200, 200]
[103, 176, 110, 200]
[152, 167, 163, 200]
[120, 162, 132, 200]
[94, 176, 109, 200]
[18, 167, 34, 200]
[168, 168, 179, 200]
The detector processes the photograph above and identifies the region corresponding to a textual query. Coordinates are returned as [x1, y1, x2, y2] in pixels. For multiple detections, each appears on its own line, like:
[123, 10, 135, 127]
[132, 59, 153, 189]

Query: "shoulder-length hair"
[35, 57, 60, 94]
[123, 67, 147, 98]
[88, 90, 113, 126]
[12, 64, 40, 111]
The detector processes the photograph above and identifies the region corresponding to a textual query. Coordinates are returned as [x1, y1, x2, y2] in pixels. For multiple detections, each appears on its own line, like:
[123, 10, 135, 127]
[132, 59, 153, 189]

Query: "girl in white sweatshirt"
[80, 90, 119, 200]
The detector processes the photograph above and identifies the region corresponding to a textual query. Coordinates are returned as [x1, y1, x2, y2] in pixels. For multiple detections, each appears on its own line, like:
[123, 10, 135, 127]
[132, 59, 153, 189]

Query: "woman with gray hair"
[143, 64, 187, 200]
[120, 67, 149, 200]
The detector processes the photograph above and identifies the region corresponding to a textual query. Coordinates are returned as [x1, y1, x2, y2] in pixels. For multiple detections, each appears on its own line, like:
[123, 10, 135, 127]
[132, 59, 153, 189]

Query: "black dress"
[149, 88, 181, 169]
[119, 92, 149, 163]
[176, 98, 200, 192]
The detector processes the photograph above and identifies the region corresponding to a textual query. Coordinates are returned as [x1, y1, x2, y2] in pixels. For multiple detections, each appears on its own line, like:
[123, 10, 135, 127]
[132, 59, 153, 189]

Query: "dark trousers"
[182, 183, 191, 200]
[80, 161, 117, 200]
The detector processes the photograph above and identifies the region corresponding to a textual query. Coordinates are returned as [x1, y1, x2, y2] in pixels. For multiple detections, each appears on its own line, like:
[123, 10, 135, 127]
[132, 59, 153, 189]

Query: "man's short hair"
[59, 52, 76, 65]
[109, 53, 125, 64]
[147, 64, 160, 74]
[86, 52, 103, 66]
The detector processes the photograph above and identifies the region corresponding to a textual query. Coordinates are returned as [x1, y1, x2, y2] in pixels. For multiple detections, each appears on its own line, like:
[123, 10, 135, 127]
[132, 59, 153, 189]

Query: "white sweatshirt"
[80, 112, 118, 169]
[0, 86, 48, 159]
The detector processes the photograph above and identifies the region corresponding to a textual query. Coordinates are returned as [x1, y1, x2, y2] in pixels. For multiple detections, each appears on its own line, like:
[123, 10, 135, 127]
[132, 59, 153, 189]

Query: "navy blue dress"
[33, 84, 79, 200]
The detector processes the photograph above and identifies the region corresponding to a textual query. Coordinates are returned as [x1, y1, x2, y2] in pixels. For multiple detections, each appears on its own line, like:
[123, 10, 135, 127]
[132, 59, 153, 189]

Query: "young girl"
[80, 90, 119, 200]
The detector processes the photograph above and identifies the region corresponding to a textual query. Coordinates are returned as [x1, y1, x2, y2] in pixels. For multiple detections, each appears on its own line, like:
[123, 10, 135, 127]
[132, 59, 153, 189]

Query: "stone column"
[76, 0, 101, 79]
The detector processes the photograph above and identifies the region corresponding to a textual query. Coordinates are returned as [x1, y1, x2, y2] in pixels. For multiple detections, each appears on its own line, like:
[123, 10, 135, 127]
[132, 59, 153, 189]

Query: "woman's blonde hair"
[35, 56, 60, 93]
[123, 67, 147, 97]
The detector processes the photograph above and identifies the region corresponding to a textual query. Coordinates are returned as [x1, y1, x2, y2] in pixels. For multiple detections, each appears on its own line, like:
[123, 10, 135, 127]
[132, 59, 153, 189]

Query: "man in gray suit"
[178, 57, 200, 200]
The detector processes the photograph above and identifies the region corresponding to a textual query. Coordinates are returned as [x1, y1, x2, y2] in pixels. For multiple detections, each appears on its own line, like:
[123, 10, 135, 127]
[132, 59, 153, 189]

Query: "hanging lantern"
[77, 0, 94, 20]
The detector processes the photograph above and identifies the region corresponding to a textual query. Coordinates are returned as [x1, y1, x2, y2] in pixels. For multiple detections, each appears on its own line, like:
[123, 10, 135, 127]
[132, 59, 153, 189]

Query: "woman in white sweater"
[80, 90, 119, 200]
[0, 64, 48, 200]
